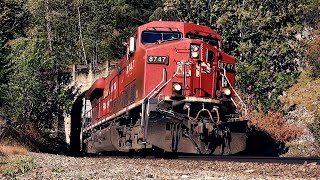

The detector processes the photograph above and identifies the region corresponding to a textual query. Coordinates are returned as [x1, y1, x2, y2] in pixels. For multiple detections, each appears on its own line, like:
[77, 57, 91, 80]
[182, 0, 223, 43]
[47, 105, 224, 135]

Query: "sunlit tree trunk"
[45, 0, 53, 51]
[77, 2, 87, 65]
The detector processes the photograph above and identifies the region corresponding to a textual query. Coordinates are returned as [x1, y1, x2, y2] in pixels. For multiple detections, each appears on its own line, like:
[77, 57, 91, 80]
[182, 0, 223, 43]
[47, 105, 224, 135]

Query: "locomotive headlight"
[191, 51, 199, 58]
[190, 44, 200, 58]
[173, 83, 182, 91]
[223, 88, 231, 96]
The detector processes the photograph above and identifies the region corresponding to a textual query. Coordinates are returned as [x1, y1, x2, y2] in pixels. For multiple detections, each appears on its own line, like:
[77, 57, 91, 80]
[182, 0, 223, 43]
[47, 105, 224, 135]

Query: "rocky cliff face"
[280, 71, 320, 156]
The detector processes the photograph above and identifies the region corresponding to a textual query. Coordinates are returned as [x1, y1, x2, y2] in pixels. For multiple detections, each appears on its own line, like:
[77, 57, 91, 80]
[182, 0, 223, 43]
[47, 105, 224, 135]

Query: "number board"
[219, 62, 235, 72]
[147, 56, 169, 65]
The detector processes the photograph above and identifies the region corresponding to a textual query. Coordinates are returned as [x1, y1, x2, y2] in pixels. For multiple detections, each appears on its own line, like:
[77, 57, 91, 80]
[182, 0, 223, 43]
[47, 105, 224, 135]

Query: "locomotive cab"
[79, 21, 247, 156]
[136, 22, 238, 117]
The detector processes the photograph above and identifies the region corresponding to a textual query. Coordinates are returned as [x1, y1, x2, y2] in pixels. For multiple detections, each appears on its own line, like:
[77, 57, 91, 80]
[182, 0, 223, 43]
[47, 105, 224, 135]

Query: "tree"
[7, 38, 74, 130]
[27, 0, 80, 64]
[0, 0, 29, 112]
[25, 0, 163, 65]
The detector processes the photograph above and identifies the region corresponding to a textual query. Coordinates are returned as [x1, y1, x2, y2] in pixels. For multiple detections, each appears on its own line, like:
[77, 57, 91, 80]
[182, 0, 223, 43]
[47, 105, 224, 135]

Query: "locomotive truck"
[71, 21, 248, 155]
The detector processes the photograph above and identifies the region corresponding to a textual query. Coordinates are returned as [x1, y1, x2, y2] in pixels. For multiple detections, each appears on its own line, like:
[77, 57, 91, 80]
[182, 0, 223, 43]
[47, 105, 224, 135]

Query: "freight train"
[70, 21, 248, 156]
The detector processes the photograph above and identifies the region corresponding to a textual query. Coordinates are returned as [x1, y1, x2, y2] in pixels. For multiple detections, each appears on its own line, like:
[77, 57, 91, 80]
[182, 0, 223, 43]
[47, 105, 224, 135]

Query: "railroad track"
[177, 156, 320, 165]
[88, 152, 320, 165]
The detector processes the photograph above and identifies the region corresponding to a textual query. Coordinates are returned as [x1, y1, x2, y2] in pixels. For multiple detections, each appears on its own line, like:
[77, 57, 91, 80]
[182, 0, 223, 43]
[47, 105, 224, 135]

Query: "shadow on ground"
[241, 127, 288, 156]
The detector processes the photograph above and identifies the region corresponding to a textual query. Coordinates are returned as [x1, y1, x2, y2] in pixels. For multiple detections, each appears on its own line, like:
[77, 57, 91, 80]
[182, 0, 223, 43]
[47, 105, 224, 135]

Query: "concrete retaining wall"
[64, 63, 112, 144]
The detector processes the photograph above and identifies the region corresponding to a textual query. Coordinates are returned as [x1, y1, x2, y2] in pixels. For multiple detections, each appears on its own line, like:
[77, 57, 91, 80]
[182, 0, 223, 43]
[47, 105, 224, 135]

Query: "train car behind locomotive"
[77, 21, 247, 155]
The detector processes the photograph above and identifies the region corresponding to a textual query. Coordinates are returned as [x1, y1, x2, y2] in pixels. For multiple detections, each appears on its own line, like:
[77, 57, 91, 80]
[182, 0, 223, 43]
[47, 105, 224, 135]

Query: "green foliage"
[0, 0, 29, 112]
[27, 0, 80, 63]
[0, 53, 11, 111]
[26, 0, 162, 64]
[96, 0, 162, 61]
[0, 0, 29, 46]
[7, 38, 75, 129]
[3, 169, 17, 179]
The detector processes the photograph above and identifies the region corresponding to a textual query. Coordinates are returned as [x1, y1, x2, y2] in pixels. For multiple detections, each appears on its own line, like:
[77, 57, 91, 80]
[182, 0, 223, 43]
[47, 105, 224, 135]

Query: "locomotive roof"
[138, 21, 221, 40]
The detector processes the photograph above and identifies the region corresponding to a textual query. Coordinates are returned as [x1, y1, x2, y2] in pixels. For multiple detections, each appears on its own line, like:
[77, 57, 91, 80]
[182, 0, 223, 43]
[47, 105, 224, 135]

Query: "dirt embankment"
[0, 116, 39, 153]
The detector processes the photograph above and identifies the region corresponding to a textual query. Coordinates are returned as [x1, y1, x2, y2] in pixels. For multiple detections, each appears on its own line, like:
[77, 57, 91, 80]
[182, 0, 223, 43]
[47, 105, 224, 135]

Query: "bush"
[249, 111, 303, 143]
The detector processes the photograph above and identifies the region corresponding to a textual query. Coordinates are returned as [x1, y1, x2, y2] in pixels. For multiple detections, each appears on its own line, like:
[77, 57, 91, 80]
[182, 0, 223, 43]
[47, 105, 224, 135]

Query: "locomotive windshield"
[141, 31, 183, 44]
[186, 33, 220, 48]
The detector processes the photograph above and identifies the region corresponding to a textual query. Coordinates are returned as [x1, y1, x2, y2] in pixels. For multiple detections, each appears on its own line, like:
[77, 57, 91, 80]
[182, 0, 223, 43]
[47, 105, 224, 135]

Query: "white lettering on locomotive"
[126, 60, 135, 74]
[220, 62, 235, 71]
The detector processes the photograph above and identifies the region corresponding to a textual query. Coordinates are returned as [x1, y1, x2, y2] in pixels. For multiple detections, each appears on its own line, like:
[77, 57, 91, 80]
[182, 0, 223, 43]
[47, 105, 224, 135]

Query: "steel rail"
[177, 155, 320, 165]
[86, 153, 320, 165]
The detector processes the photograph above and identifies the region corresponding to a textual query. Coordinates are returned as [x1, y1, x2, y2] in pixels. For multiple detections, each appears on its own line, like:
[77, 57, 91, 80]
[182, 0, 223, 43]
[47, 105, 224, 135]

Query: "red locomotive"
[78, 21, 247, 155]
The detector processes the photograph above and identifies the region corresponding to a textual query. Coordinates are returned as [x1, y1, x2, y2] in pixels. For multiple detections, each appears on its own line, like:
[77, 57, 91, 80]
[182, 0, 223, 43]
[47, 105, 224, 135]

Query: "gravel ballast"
[5, 152, 320, 179]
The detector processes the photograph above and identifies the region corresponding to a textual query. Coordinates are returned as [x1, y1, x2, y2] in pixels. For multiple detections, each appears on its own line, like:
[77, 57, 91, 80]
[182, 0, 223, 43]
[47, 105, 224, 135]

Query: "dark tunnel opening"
[69, 91, 86, 156]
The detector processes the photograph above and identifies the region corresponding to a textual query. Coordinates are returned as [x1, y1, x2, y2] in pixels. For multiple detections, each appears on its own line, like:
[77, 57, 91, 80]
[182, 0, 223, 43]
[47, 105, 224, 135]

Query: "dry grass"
[0, 145, 29, 156]
[248, 111, 304, 143]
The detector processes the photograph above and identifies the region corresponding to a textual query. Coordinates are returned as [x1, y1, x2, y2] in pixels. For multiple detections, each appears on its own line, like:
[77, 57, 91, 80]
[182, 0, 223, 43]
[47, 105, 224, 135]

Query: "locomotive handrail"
[145, 68, 167, 100]
[141, 67, 179, 139]
[146, 69, 179, 116]
[141, 68, 167, 127]
[221, 68, 248, 118]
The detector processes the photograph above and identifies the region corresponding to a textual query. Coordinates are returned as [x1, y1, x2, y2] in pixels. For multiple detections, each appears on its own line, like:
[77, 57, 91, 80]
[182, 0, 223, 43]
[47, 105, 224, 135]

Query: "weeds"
[3, 169, 17, 179]
[0, 155, 34, 178]
[16, 156, 34, 173]
[52, 167, 65, 173]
